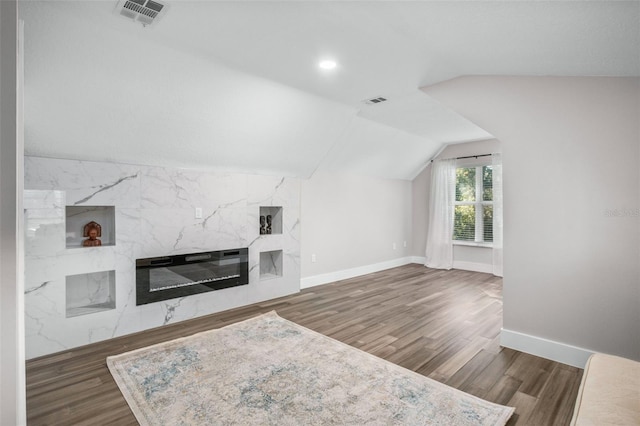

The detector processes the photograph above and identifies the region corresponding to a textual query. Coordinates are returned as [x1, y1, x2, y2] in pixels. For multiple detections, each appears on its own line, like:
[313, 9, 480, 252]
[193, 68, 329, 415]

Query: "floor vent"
[116, 0, 167, 27]
[363, 96, 388, 105]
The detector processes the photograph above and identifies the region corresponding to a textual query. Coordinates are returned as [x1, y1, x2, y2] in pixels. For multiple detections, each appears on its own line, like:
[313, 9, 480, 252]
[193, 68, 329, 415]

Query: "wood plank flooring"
[26, 264, 583, 425]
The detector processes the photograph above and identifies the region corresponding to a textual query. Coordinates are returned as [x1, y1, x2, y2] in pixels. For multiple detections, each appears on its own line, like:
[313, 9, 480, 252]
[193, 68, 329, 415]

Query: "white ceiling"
[152, 1, 640, 104]
[19, 1, 640, 179]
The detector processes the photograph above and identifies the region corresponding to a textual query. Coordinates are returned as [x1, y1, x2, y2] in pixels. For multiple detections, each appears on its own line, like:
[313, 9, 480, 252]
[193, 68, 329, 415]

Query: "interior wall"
[411, 164, 430, 257]
[411, 139, 500, 273]
[301, 171, 412, 280]
[425, 76, 640, 362]
[1, 0, 26, 422]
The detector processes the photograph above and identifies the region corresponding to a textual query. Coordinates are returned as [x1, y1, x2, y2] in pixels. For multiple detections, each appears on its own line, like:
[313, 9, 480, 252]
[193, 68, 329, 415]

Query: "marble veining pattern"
[74, 173, 139, 205]
[24, 156, 301, 359]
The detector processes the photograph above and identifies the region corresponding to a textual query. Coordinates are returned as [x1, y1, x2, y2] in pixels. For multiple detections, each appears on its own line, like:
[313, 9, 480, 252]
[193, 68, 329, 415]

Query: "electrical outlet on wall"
[311, 254, 317, 263]
[392, 243, 397, 250]
[195, 207, 203, 219]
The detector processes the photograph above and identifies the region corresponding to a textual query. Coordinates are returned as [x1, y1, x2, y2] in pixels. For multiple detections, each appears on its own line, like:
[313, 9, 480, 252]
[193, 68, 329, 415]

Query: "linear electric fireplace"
[136, 248, 249, 305]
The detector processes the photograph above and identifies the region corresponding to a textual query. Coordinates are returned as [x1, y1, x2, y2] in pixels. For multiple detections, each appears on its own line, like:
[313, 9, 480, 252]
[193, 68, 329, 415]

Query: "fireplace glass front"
[136, 248, 248, 305]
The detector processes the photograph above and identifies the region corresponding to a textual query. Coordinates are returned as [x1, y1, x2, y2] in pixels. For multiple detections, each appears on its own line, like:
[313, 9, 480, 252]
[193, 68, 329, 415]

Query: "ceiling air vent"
[363, 96, 388, 105]
[116, 0, 167, 27]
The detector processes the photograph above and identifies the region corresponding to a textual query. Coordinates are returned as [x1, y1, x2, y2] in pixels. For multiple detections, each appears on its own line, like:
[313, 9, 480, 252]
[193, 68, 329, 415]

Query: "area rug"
[107, 311, 514, 425]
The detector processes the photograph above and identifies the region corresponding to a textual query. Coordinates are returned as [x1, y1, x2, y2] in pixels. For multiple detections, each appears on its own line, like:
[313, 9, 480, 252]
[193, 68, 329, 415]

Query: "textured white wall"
[301, 171, 412, 279]
[426, 76, 640, 361]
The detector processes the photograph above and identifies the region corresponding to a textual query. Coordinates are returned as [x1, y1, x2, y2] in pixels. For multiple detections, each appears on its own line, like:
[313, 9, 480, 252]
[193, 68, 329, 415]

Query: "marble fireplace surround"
[24, 156, 301, 359]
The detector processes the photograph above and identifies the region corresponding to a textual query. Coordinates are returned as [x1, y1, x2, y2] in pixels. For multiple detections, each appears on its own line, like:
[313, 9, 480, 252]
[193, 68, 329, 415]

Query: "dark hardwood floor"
[26, 264, 583, 425]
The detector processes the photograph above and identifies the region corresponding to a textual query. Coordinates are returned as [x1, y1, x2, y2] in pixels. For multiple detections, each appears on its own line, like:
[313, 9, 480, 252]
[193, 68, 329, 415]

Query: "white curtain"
[425, 158, 456, 269]
[492, 153, 504, 277]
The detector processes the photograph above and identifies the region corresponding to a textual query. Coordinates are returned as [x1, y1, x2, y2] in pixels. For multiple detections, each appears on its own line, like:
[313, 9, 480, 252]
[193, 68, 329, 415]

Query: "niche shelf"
[66, 270, 116, 318]
[260, 250, 283, 281]
[65, 205, 115, 248]
[259, 206, 282, 235]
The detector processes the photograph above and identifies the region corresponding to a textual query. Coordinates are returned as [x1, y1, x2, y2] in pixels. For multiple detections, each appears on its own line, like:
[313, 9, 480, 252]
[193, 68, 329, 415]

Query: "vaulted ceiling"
[19, 1, 640, 179]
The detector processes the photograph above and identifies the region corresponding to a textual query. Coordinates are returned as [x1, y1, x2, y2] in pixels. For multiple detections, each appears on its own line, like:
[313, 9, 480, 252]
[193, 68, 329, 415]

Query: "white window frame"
[453, 164, 493, 247]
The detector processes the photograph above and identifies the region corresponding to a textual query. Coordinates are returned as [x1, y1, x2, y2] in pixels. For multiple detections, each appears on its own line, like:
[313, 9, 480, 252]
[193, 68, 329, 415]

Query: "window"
[453, 165, 493, 243]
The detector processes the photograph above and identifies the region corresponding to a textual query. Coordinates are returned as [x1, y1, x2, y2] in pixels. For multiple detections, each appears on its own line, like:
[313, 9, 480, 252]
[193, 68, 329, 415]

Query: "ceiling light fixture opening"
[318, 60, 337, 70]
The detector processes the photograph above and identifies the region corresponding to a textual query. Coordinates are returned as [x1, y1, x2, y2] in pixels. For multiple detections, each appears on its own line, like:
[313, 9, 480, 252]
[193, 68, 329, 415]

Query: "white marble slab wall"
[24, 156, 301, 359]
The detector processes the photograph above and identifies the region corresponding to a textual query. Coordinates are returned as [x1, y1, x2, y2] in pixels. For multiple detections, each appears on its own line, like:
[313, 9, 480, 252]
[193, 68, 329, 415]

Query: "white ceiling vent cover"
[116, 0, 168, 27]
[363, 97, 388, 105]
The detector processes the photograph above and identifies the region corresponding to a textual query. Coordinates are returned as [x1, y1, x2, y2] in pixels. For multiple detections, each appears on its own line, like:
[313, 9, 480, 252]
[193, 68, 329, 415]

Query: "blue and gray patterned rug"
[107, 311, 514, 425]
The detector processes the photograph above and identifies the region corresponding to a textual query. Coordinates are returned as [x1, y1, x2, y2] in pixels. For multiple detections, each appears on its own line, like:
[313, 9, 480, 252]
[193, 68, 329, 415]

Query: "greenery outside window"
[454, 165, 493, 244]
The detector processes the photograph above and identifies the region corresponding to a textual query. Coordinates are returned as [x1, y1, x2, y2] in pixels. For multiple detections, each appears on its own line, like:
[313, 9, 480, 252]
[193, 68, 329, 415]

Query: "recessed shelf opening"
[66, 270, 116, 318]
[259, 206, 283, 235]
[260, 250, 283, 281]
[65, 205, 116, 248]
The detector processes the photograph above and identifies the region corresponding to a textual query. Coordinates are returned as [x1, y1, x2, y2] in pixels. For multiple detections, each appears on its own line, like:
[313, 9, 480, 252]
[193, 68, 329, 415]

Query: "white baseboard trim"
[500, 328, 594, 368]
[404, 256, 492, 274]
[453, 260, 493, 274]
[301, 257, 420, 289]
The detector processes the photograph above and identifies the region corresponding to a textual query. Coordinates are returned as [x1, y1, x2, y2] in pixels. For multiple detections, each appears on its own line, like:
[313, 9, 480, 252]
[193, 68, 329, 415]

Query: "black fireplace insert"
[136, 248, 249, 305]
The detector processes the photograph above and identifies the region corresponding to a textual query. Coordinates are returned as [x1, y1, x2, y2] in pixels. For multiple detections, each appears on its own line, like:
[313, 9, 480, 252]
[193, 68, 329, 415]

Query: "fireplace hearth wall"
[24, 156, 301, 359]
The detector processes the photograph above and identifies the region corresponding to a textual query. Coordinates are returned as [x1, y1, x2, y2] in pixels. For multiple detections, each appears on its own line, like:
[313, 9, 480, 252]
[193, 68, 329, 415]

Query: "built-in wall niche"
[259, 206, 282, 235]
[65, 206, 115, 248]
[260, 250, 283, 280]
[66, 270, 116, 318]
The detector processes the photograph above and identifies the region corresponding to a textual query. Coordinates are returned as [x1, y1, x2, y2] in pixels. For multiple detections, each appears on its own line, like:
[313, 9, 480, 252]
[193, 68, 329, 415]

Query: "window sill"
[453, 240, 493, 248]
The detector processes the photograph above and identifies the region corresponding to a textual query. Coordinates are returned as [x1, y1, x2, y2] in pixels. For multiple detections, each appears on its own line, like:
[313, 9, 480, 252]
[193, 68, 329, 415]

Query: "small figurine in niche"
[260, 215, 266, 234]
[266, 215, 272, 234]
[82, 221, 102, 247]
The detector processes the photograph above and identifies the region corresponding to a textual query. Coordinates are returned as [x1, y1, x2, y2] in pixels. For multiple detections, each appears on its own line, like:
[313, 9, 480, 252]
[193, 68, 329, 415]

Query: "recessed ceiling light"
[318, 60, 337, 70]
